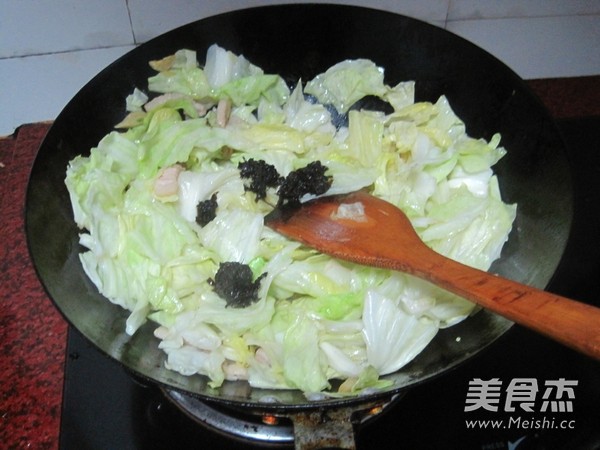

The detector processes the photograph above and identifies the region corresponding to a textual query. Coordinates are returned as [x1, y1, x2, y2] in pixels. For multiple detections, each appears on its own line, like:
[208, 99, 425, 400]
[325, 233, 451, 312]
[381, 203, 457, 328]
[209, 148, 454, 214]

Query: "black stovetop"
[59, 117, 600, 450]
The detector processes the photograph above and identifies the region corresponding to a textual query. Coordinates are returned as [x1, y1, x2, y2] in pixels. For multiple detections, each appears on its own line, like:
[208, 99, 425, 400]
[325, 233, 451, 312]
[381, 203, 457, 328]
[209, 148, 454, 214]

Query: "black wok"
[25, 4, 572, 447]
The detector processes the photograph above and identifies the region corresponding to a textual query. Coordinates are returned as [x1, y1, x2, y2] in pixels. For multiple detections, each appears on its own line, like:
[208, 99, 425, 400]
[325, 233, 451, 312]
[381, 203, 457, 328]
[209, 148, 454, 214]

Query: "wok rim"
[25, 4, 572, 410]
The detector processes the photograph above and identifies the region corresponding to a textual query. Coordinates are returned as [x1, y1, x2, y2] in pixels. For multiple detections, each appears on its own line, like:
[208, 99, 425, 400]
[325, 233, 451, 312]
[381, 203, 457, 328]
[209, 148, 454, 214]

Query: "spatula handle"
[416, 254, 600, 360]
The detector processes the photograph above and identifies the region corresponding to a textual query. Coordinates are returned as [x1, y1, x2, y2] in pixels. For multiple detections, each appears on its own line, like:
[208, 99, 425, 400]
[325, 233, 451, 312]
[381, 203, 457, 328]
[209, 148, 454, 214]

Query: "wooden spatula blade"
[265, 190, 430, 271]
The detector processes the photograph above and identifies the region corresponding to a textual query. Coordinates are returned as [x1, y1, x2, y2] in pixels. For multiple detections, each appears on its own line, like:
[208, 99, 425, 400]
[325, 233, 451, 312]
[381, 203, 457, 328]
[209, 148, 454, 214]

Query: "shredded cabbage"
[65, 44, 516, 395]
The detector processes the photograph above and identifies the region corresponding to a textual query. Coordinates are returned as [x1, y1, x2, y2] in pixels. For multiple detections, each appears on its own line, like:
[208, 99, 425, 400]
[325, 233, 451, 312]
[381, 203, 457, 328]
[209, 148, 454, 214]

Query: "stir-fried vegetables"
[65, 44, 516, 396]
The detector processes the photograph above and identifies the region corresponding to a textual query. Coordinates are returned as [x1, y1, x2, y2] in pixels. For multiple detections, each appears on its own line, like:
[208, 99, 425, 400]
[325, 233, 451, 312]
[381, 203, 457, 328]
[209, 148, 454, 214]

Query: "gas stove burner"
[162, 388, 402, 447]
[163, 389, 294, 445]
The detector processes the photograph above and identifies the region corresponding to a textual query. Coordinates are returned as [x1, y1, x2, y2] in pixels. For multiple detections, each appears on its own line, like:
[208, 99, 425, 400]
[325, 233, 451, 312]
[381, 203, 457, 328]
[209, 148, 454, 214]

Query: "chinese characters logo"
[465, 378, 577, 413]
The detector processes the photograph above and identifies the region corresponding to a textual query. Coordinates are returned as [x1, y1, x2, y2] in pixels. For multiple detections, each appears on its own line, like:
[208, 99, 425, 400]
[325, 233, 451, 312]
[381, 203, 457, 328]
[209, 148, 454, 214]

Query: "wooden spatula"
[265, 190, 600, 360]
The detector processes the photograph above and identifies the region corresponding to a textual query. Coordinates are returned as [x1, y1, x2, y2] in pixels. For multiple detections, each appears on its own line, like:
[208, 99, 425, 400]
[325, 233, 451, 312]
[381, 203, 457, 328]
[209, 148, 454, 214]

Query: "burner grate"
[162, 388, 402, 448]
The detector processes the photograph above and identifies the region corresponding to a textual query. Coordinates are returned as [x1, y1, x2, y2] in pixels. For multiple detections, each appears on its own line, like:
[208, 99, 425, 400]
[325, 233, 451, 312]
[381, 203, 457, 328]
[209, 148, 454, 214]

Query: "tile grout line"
[444, 0, 452, 29]
[125, 0, 139, 45]
[445, 11, 600, 24]
[0, 44, 137, 62]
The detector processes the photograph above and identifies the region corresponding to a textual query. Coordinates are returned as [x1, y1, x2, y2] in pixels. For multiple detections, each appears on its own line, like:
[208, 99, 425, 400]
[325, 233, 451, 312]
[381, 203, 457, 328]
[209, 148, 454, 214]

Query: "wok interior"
[26, 5, 572, 409]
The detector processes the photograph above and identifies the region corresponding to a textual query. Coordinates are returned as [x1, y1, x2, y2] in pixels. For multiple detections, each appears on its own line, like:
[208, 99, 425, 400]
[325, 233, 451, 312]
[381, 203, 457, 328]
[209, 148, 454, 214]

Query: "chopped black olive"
[238, 158, 283, 201]
[212, 262, 266, 308]
[277, 161, 332, 207]
[238, 158, 332, 207]
[196, 193, 218, 227]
